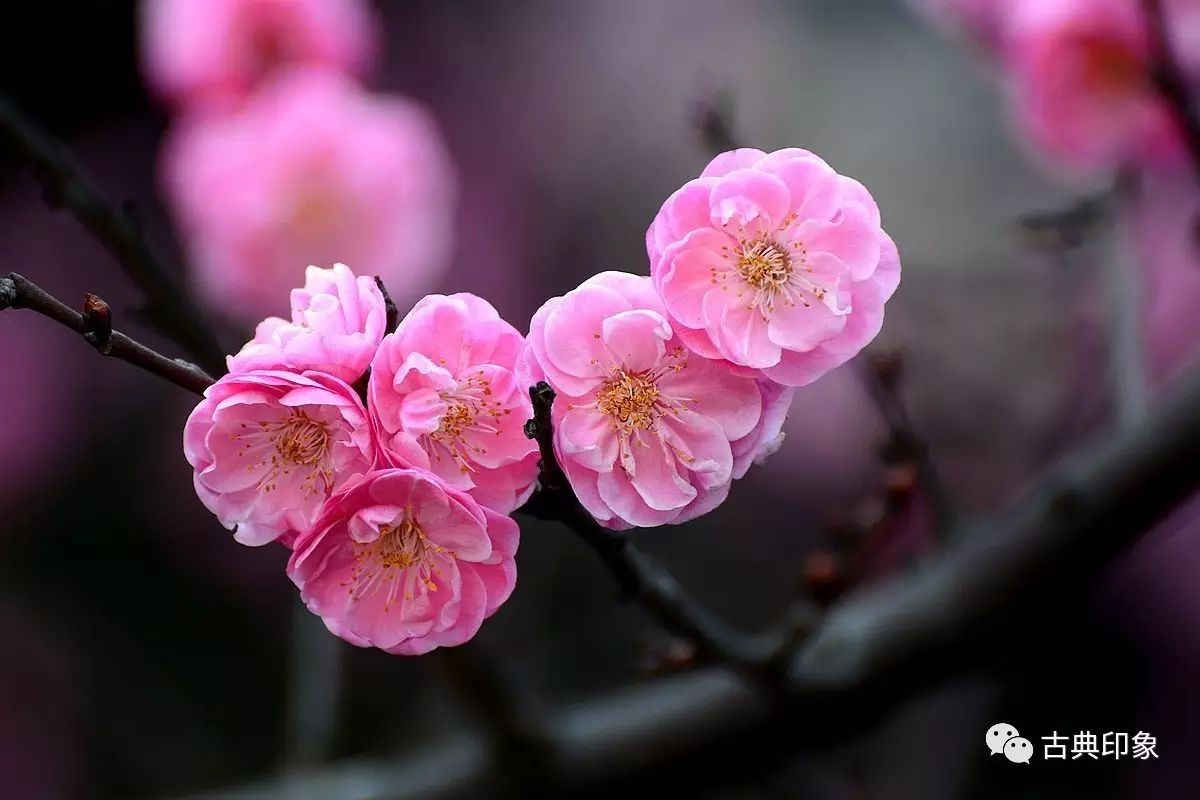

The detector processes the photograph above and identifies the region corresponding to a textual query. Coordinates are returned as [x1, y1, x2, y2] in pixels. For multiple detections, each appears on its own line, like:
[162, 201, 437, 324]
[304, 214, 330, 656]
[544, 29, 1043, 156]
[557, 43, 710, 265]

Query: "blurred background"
[2, 1, 1200, 798]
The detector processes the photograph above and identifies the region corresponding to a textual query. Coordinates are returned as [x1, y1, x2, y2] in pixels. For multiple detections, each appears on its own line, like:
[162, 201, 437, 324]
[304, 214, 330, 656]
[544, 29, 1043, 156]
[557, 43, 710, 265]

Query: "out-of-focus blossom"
[910, 0, 1016, 55]
[647, 148, 900, 387]
[369, 294, 539, 515]
[288, 467, 518, 655]
[163, 68, 455, 319]
[184, 369, 373, 546]
[227, 262, 387, 384]
[1006, 0, 1183, 175]
[141, 0, 378, 107]
[524, 271, 765, 528]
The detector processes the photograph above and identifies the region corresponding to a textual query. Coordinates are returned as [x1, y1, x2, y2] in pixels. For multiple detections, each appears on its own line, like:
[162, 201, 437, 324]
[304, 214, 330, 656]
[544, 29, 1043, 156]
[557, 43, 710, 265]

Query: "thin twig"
[858, 353, 957, 539]
[519, 383, 779, 673]
[0, 273, 214, 395]
[0, 94, 227, 373]
[1143, 0, 1200, 185]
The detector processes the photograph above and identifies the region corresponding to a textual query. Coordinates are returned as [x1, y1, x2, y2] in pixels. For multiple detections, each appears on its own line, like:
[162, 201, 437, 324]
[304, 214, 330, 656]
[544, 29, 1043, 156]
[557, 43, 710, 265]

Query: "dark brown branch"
[0, 94, 227, 373]
[519, 382, 780, 673]
[1143, 0, 1200, 185]
[0, 273, 214, 396]
[180, 363, 1200, 800]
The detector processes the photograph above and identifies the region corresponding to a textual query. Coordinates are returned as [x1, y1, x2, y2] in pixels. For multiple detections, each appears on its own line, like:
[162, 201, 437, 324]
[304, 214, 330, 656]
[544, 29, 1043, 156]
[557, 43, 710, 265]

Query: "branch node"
[82, 292, 113, 352]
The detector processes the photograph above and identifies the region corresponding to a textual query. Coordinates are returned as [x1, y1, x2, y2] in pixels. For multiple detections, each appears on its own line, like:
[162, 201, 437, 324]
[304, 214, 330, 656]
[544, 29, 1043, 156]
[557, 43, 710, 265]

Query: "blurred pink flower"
[1005, 0, 1183, 175]
[141, 0, 378, 107]
[288, 467, 518, 655]
[647, 148, 900, 387]
[227, 262, 387, 383]
[163, 68, 455, 319]
[184, 369, 373, 546]
[369, 293, 539, 515]
[524, 271, 764, 528]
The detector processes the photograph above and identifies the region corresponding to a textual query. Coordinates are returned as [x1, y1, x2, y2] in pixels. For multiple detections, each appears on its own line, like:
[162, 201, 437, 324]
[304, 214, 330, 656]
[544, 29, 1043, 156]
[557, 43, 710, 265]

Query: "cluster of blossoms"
[142, 0, 454, 319]
[185, 147, 899, 653]
[186, 264, 535, 653]
[913, 0, 1200, 177]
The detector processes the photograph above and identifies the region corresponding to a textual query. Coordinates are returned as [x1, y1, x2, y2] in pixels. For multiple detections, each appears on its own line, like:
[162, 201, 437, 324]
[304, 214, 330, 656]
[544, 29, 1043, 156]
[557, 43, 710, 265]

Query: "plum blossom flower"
[227, 262, 387, 383]
[1005, 0, 1184, 175]
[163, 68, 455, 319]
[369, 294, 539, 515]
[523, 271, 767, 528]
[141, 0, 378, 107]
[647, 148, 901, 387]
[287, 468, 518, 655]
[184, 369, 373, 546]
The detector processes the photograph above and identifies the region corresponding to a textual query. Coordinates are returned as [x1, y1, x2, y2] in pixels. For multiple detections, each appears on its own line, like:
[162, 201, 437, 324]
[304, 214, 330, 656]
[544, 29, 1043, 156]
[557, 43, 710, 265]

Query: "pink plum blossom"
[184, 369, 373, 546]
[141, 0, 378, 107]
[647, 148, 901, 387]
[1005, 0, 1183, 175]
[227, 262, 387, 383]
[523, 271, 769, 528]
[287, 468, 518, 655]
[163, 68, 455, 319]
[369, 294, 539, 515]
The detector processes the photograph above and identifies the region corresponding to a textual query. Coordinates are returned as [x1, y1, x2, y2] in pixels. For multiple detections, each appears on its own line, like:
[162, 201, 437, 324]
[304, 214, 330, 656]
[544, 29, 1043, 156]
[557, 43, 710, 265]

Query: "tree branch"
[518, 382, 781, 673]
[0, 94, 227, 373]
[0, 273, 214, 395]
[178, 362, 1200, 800]
[1143, 0, 1200, 185]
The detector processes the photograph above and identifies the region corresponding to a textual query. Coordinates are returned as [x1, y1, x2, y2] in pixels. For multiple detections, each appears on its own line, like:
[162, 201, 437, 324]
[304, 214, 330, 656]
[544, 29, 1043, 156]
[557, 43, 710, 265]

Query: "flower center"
[737, 238, 793, 291]
[235, 409, 335, 497]
[348, 515, 450, 609]
[423, 372, 506, 474]
[432, 400, 475, 443]
[270, 409, 331, 467]
[597, 370, 662, 434]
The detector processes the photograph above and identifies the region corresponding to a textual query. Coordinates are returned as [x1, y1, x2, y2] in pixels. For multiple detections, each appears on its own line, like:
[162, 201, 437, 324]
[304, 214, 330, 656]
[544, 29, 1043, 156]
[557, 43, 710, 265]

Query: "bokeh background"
[2, 1, 1200, 798]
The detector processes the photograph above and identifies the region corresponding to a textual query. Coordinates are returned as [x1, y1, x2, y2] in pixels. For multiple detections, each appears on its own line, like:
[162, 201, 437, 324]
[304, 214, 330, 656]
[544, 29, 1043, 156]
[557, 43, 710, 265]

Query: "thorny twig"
[0, 273, 215, 395]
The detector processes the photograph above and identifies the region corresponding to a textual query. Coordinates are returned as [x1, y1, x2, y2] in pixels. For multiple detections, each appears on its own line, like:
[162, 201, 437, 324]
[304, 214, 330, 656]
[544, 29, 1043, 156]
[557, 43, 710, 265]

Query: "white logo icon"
[987, 722, 1019, 756]
[1005, 737, 1034, 764]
